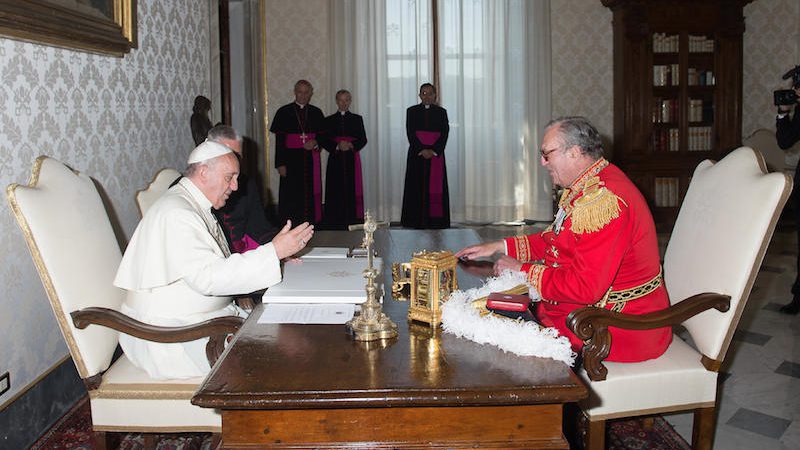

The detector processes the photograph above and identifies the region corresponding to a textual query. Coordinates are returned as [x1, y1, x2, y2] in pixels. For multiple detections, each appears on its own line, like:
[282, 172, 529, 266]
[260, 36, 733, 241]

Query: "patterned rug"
[30, 397, 214, 450]
[608, 416, 691, 450]
[32, 396, 690, 449]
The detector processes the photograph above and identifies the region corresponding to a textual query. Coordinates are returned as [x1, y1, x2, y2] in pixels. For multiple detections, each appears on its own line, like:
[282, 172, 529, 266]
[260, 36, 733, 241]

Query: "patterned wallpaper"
[743, 0, 800, 138]
[0, 0, 212, 405]
[263, 0, 331, 200]
[550, 0, 614, 148]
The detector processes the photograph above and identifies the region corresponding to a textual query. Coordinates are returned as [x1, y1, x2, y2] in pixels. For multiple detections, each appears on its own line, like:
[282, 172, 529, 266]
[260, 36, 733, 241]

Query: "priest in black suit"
[401, 83, 450, 229]
[319, 90, 368, 229]
[269, 80, 326, 225]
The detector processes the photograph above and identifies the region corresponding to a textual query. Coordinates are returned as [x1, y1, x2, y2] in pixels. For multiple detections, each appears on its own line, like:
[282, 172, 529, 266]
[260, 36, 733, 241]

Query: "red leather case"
[486, 293, 531, 312]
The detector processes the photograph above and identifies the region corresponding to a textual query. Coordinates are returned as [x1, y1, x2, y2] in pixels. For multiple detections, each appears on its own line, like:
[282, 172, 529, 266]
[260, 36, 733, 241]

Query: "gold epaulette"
[570, 181, 625, 234]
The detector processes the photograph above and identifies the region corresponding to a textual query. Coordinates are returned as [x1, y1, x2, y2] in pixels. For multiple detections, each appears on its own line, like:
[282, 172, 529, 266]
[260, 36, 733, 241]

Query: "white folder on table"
[262, 258, 382, 304]
[300, 247, 350, 259]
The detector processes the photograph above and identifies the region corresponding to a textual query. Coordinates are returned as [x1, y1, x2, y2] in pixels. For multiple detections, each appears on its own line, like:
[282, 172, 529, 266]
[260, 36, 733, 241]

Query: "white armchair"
[567, 147, 792, 450]
[7, 157, 242, 449]
[135, 167, 181, 217]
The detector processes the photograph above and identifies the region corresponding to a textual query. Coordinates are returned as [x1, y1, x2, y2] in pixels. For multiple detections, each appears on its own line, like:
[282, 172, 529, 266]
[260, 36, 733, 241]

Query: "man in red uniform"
[456, 116, 671, 362]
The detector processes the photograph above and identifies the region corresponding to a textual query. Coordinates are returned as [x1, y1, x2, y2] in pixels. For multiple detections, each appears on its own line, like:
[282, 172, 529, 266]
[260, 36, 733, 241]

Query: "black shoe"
[779, 296, 800, 315]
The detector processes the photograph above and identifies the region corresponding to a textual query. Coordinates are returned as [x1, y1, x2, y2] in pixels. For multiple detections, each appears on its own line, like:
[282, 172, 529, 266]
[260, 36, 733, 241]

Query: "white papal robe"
[114, 177, 282, 379]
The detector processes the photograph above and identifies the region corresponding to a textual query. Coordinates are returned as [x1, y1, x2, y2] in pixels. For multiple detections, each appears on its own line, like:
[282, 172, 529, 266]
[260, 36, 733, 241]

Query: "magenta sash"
[415, 131, 444, 218]
[285, 132, 316, 149]
[287, 132, 322, 222]
[231, 234, 260, 254]
[334, 136, 364, 219]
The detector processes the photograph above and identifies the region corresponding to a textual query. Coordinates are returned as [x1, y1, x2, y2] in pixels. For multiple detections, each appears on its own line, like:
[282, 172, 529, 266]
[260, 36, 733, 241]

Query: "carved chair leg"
[585, 417, 606, 450]
[93, 430, 122, 450]
[143, 433, 158, 449]
[692, 406, 718, 450]
[92, 431, 108, 450]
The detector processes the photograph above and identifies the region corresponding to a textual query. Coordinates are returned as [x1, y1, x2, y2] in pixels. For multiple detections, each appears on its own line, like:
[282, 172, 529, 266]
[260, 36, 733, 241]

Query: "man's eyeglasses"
[540, 146, 562, 162]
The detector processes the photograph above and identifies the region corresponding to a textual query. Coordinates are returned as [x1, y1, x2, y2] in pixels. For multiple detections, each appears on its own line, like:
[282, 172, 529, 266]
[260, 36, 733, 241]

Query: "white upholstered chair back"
[663, 147, 791, 362]
[136, 168, 181, 217]
[7, 157, 123, 379]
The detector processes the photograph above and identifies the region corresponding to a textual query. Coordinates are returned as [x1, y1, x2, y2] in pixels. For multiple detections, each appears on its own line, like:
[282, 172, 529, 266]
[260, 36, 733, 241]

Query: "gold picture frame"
[0, 0, 137, 57]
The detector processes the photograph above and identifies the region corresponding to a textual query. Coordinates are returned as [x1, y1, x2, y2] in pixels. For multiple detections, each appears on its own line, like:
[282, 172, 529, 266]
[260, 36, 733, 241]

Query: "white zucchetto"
[187, 141, 233, 164]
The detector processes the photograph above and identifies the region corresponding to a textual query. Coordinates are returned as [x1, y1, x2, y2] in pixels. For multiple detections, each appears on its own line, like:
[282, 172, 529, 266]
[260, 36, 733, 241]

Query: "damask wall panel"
[0, 0, 212, 407]
[742, 0, 800, 138]
[550, 0, 613, 146]
[264, 0, 331, 202]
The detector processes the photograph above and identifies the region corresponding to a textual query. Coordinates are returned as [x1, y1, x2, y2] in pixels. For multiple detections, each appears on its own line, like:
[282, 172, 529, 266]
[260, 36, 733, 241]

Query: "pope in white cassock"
[114, 141, 314, 379]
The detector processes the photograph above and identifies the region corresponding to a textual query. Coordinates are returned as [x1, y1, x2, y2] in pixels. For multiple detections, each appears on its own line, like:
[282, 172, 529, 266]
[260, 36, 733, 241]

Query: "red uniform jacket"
[505, 159, 672, 362]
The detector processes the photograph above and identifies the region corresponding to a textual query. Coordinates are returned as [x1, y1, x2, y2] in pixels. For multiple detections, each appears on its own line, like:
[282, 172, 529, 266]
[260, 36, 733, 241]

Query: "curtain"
[330, 0, 552, 224]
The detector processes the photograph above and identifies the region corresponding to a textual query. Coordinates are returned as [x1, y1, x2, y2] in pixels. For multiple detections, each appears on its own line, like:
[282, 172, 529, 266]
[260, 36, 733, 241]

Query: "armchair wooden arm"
[566, 293, 731, 381]
[71, 307, 245, 385]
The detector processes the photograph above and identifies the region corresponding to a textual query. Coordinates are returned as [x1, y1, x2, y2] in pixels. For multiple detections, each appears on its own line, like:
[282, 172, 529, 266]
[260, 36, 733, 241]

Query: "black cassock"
[270, 102, 326, 225]
[319, 111, 367, 229]
[401, 103, 450, 229]
[213, 174, 278, 253]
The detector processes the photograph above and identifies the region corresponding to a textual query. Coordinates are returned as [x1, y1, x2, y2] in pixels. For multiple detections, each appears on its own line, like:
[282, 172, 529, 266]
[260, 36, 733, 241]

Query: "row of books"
[688, 99, 714, 123]
[654, 178, 681, 207]
[688, 126, 713, 151]
[652, 98, 679, 123]
[653, 64, 680, 86]
[652, 33, 679, 53]
[650, 126, 714, 152]
[688, 35, 714, 53]
[651, 128, 680, 152]
[687, 68, 715, 86]
[651, 34, 715, 53]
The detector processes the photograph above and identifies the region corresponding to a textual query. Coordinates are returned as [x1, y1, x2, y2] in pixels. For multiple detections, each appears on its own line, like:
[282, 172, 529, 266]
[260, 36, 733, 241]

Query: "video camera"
[774, 65, 800, 106]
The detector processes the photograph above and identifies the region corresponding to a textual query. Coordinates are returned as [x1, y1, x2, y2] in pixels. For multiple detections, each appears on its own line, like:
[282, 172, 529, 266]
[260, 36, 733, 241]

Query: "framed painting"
[0, 0, 136, 57]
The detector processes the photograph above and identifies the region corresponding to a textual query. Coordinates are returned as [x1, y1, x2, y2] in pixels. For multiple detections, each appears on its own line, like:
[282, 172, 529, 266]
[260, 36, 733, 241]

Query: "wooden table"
[192, 229, 587, 449]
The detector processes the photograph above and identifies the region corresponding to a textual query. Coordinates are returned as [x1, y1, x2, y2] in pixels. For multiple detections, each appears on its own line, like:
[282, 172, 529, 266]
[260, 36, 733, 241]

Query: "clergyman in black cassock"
[401, 83, 450, 229]
[319, 90, 367, 229]
[269, 80, 326, 225]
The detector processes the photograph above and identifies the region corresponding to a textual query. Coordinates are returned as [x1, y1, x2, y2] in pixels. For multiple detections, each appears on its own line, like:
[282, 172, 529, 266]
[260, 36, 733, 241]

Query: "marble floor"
[471, 223, 800, 449]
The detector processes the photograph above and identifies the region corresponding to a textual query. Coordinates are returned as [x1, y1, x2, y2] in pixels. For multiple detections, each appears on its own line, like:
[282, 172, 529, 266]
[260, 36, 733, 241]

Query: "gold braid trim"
[571, 184, 624, 234]
[595, 267, 663, 313]
[527, 264, 546, 292]
[512, 235, 530, 262]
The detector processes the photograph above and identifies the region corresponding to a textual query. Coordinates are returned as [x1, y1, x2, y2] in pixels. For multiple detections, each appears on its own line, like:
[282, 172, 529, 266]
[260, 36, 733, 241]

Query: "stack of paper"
[262, 258, 382, 304]
[257, 303, 355, 324]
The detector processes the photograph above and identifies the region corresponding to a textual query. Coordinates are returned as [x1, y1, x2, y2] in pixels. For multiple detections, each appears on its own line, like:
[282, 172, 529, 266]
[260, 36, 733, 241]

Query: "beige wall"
[264, 0, 331, 199]
[743, 0, 800, 138]
[550, 0, 614, 144]
[0, 0, 213, 406]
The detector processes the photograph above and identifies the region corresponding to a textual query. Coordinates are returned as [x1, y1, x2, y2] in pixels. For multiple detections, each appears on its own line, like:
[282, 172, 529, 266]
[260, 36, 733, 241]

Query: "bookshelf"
[602, 0, 750, 229]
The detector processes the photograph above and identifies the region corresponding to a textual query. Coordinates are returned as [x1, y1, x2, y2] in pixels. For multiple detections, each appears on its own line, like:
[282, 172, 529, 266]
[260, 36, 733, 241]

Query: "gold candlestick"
[346, 211, 398, 341]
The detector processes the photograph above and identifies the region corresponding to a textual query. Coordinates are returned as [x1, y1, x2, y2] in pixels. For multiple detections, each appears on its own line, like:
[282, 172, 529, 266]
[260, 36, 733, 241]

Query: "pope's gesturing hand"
[272, 220, 314, 259]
